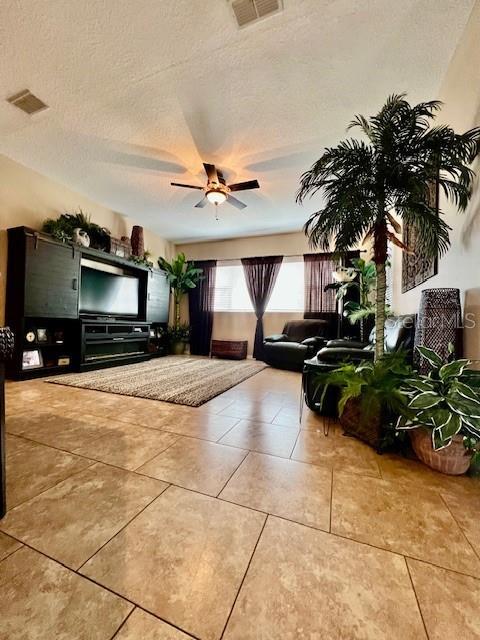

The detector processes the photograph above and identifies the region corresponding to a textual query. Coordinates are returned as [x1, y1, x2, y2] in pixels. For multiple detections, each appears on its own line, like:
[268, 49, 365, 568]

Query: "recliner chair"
[263, 319, 332, 371]
[303, 315, 415, 413]
[315, 314, 415, 363]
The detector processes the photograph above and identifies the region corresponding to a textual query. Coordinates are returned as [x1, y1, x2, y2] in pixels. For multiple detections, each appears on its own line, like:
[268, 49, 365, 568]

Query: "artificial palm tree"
[297, 94, 480, 360]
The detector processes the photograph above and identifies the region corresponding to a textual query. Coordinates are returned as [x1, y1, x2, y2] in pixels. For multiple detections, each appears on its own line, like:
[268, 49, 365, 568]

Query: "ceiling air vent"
[230, 0, 283, 28]
[6, 89, 49, 115]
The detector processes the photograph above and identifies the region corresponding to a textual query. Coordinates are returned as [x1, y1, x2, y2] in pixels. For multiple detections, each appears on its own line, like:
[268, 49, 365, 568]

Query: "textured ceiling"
[0, 0, 475, 242]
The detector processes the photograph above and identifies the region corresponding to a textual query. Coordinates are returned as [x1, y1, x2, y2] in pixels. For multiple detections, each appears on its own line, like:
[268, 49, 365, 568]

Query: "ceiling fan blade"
[194, 197, 208, 208]
[203, 163, 218, 183]
[217, 169, 226, 185]
[171, 182, 204, 190]
[227, 194, 247, 210]
[228, 179, 260, 192]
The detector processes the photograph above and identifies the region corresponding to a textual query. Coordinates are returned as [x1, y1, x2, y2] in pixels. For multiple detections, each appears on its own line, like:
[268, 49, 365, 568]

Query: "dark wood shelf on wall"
[6, 227, 170, 380]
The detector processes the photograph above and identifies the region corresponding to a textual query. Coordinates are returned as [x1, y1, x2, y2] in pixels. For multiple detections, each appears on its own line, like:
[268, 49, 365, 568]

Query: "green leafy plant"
[316, 351, 412, 429]
[158, 253, 203, 328]
[164, 323, 191, 343]
[129, 250, 154, 268]
[297, 94, 480, 360]
[42, 209, 111, 250]
[397, 346, 480, 452]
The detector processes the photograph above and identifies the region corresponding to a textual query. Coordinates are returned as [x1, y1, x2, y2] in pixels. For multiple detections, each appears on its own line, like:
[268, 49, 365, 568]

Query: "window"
[213, 259, 305, 313]
[266, 260, 304, 312]
[214, 264, 252, 312]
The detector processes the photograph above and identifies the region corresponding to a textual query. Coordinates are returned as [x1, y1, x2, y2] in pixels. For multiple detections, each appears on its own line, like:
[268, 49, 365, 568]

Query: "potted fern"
[316, 352, 412, 449]
[397, 346, 480, 475]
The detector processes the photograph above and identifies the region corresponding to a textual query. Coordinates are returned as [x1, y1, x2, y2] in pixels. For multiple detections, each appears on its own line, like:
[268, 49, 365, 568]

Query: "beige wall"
[0, 153, 173, 324]
[177, 231, 314, 356]
[392, 1, 480, 362]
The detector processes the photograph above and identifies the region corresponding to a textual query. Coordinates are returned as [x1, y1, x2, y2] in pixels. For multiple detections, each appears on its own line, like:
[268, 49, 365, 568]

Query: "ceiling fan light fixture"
[206, 189, 227, 205]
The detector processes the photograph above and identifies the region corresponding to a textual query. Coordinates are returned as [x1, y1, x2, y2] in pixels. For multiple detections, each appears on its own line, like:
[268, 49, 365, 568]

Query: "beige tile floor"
[1, 366, 480, 639]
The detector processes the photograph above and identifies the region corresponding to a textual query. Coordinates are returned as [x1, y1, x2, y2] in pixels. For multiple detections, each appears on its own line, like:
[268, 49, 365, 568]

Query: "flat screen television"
[80, 266, 139, 317]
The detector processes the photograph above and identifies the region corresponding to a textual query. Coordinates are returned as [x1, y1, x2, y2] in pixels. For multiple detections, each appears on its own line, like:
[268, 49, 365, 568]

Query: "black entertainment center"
[6, 226, 170, 380]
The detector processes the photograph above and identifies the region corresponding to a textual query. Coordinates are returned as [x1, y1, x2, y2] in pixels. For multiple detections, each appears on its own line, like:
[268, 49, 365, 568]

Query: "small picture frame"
[22, 349, 44, 370]
[54, 330, 64, 344]
[36, 328, 48, 343]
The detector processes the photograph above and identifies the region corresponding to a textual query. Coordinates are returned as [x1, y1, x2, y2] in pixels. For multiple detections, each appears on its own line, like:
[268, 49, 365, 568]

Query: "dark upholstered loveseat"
[263, 319, 331, 371]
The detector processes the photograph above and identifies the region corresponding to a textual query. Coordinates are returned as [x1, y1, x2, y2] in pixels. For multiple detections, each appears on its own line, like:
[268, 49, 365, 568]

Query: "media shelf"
[6, 226, 170, 379]
[80, 320, 151, 371]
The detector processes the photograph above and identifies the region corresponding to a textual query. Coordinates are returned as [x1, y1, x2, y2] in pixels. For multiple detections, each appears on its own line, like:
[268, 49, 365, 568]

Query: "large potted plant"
[316, 351, 412, 449]
[336, 258, 378, 341]
[158, 253, 203, 355]
[297, 94, 480, 361]
[397, 346, 480, 475]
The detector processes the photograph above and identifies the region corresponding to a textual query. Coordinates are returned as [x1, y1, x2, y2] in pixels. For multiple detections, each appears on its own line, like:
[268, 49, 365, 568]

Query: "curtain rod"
[202, 249, 367, 263]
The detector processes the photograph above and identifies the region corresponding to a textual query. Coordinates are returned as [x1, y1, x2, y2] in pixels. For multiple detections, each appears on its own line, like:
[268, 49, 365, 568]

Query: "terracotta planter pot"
[410, 429, 472, 475]
[171, 341, 186, 355]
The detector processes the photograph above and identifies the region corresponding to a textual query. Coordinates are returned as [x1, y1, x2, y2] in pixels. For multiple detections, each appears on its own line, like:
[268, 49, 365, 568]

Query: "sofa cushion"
[283, 319, 328, 342]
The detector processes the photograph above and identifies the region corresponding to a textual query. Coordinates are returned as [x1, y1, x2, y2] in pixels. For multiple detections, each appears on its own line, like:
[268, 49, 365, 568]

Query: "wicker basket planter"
[410, 429, 472, 475]
[340, 397, 383, 450]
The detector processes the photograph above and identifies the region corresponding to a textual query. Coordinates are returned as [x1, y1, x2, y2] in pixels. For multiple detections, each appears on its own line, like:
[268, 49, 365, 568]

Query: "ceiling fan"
[171, 163, 260, 210]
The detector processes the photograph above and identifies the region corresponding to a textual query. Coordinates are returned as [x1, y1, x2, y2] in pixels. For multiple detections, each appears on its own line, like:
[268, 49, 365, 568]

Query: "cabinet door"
[24, 236, 80, 318]
[146, 270, 170, 323]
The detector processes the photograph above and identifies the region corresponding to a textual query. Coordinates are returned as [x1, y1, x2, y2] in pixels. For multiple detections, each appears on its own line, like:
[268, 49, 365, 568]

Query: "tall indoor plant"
[297, 94, 480, 360]
[158, 253, 203, 353]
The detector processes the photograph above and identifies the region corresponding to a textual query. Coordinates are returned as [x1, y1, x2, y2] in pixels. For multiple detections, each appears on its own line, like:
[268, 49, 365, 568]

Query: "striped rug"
[47, 356, 267, 407]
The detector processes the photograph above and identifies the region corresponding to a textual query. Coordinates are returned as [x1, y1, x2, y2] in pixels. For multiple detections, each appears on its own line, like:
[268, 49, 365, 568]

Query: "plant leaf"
[439, 360, 470, 380]
[416, 346, 443, 368]
[409, 392, 443, 410]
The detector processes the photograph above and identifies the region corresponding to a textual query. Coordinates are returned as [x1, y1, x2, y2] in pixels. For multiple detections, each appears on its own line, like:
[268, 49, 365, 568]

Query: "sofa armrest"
[301, 336, 327, 350]
[326, 339, 369, 349]
[264, 334, 289, 343]
[317, 346, 375, 363]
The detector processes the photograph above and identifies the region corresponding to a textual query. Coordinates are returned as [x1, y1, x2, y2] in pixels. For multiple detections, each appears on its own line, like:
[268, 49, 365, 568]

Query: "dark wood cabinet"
[6, 227, 170, 379]
[146, 269, 170, 324]
[24, 235, 80, 318]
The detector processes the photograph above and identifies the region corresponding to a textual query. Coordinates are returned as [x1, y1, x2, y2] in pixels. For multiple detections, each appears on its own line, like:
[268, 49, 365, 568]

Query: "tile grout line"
[76, 484, 171, 572]
[439, 492, 480, 562]
[107, 606, 135, 640]
[404, 557, 431, 640]
[0, 454, 97, 515]
[216, 450, 252, 498]
[2, 534, 202, 640]
[0, 542, 25, 565]
[219, 514, 269, 639]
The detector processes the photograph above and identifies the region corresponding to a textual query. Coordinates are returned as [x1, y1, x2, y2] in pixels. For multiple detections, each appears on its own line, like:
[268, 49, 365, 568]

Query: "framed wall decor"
[401, 179, 439, 293]
[22, 349, 44, 370]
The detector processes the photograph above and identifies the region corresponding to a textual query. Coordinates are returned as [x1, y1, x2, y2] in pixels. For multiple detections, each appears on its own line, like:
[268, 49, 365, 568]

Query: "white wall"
[392, 1, 480, 361]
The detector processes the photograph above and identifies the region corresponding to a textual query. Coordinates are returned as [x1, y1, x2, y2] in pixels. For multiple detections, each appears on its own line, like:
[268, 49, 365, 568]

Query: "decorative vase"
[171, 341, 186, 355]
[73, 228, 90, 247]
[131, 226, 145, 257]
[410, 429, 472, 475]
[414, 288, 462, 373]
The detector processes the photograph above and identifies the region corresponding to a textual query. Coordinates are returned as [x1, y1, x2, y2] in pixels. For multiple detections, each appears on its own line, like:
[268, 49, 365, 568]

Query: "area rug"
[46, 356, 267, 407]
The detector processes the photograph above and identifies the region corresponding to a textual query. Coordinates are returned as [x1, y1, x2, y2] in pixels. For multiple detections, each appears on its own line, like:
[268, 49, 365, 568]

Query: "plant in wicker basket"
[316, 351, 412, 449]
[396, 345, 480, 474]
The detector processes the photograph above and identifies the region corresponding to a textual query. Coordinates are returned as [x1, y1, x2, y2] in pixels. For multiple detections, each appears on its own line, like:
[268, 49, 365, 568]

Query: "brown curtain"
[303, 253, 337, 314]
[241, 256, 283, 359]
[188, 260, 217, 356]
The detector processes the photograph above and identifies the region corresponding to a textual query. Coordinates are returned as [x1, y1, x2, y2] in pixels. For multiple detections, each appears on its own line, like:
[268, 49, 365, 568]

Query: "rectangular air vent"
[6, 89, 49, 115]
[230, 0, 283, 27]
